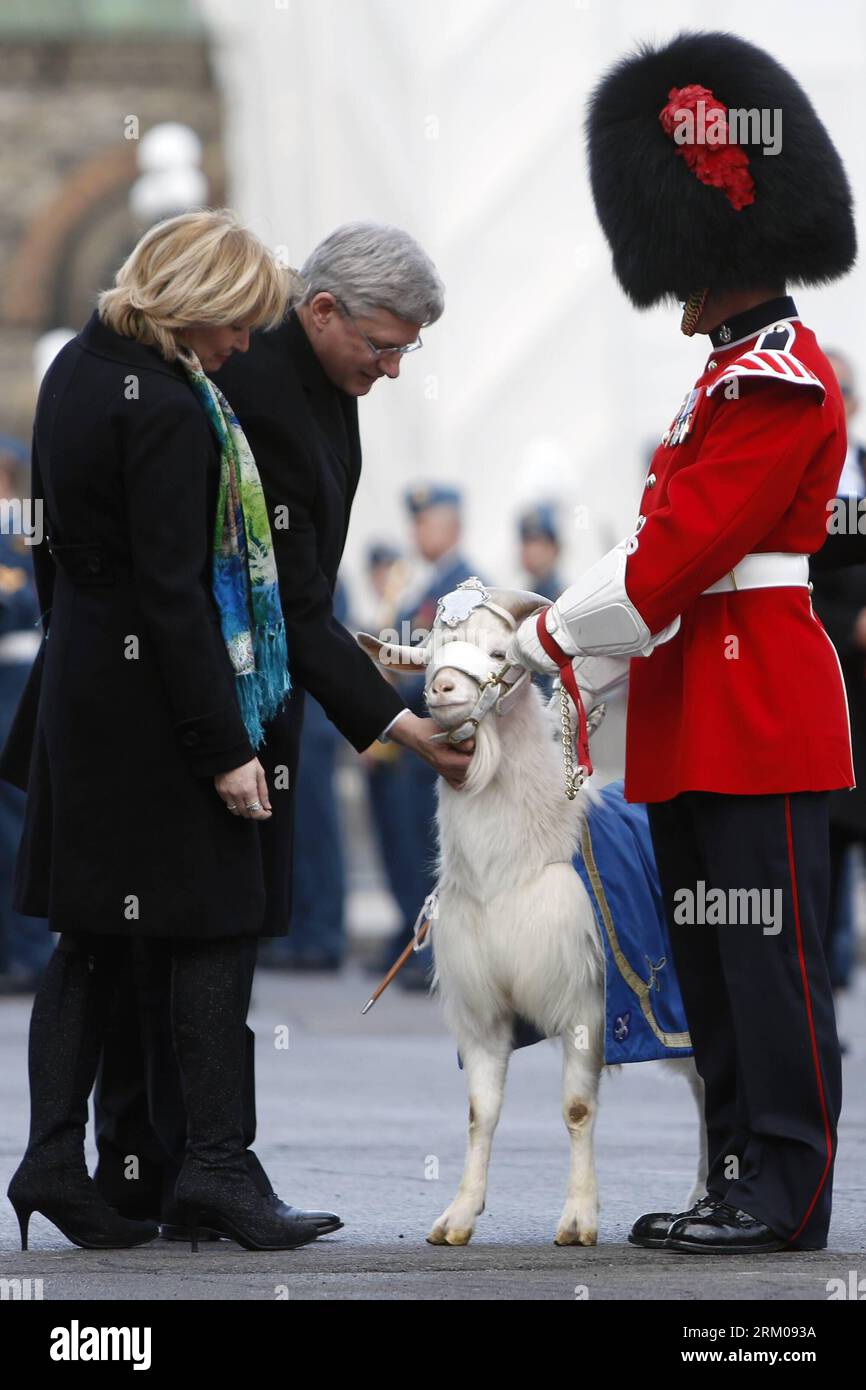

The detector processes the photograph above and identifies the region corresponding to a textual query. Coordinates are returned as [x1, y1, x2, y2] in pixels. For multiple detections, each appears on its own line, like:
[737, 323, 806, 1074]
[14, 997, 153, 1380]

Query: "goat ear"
[356, 631, 430, 674]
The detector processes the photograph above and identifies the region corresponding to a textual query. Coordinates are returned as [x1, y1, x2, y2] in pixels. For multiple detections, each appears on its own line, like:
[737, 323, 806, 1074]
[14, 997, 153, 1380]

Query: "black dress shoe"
[666, 1201, 787, 1253]
[160, 1194, 344, 1242]
[268, 1195, 343, 1235]
[628, 1195, 721, 1249]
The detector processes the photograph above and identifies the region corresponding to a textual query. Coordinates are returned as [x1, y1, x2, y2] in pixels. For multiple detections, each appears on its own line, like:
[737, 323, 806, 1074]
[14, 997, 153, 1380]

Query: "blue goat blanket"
[510, 780, 693, 1065]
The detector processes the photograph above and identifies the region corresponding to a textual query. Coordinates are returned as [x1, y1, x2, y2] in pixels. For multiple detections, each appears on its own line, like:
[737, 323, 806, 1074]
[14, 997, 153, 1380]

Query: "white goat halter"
[426, 578, 531, 744]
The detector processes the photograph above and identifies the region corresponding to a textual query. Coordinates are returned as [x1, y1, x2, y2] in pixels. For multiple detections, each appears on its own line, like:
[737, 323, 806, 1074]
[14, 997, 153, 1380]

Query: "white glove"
[505, 608, 561, 674]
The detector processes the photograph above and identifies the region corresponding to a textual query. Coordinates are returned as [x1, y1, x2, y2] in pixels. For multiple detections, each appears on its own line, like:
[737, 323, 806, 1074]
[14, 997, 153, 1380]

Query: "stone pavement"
[0, 961, 863, 1301]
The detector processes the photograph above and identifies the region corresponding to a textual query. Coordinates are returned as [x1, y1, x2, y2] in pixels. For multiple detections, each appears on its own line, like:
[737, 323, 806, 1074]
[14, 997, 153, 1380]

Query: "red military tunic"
[623, 312, 854, 804]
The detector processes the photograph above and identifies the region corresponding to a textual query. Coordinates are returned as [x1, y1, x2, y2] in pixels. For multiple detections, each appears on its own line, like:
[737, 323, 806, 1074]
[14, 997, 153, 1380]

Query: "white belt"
[0, 630, 42, 664]
[701, 552, 810, 595]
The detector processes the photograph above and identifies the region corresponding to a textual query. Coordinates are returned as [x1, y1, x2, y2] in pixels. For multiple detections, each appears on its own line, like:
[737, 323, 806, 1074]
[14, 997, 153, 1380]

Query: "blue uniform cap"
[405, 484, 461, 515]
[519, 503, 558, 543]
[367, 542, 401, 569]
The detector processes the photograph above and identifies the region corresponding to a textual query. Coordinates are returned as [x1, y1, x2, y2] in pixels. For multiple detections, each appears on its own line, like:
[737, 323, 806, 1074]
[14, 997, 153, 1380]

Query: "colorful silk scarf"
[181, 353, 290, 748]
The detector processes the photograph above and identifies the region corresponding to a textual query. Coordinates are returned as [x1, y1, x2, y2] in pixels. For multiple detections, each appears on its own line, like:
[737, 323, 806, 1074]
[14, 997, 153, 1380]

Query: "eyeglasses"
[336, 299, 423, 358]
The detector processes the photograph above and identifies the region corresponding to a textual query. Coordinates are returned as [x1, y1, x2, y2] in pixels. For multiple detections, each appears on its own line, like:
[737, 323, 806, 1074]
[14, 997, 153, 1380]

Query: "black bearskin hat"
[587, 31, 856, 307]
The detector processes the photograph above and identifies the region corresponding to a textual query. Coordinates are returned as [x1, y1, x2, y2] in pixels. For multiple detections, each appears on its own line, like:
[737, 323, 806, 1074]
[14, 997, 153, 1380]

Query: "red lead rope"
[535, 609, 593, 779]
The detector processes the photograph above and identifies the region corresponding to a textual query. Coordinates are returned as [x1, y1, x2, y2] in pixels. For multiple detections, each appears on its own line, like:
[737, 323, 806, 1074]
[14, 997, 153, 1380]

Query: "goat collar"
[427, 579, 535, 744]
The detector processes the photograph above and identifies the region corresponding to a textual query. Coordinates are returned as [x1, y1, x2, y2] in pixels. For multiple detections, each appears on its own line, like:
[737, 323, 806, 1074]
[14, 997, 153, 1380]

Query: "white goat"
[359, 583, 706, 1247]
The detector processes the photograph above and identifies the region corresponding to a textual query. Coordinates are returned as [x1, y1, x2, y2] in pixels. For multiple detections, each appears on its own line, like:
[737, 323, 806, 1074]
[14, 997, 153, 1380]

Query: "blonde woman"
[3, 210, 339, 1251]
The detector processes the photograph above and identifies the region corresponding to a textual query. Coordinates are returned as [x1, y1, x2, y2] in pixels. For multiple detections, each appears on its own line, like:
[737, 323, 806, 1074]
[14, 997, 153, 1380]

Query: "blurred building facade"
[0, 0, 225, 440]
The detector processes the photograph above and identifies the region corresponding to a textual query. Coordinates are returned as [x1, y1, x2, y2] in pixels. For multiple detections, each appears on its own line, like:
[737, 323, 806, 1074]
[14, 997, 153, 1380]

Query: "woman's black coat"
[0, 311, 267, 938]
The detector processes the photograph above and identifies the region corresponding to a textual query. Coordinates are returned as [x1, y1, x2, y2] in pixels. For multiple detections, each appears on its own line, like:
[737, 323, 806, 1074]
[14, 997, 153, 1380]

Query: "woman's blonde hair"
[98, 208, 295, 360]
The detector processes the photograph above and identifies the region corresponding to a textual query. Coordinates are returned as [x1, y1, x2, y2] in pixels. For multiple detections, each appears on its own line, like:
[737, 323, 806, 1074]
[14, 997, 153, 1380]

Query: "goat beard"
[460, 717, 502, 797]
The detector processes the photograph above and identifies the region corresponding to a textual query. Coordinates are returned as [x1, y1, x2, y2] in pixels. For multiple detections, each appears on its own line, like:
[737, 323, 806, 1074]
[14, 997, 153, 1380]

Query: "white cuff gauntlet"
[547, 539, 680, 658]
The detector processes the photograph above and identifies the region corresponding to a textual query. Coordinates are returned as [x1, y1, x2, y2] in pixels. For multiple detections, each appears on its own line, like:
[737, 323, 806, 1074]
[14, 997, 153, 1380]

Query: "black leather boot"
[628, 1194, 722, 1249]
[666, 1201, 787, 1253]
[170, 936, 342, 1251]
[7, 941, 158, 1250]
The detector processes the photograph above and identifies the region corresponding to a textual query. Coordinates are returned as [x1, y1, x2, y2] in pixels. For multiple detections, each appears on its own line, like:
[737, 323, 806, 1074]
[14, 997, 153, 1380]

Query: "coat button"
[635, 515, 646, 532]
[626, 536, 639, 555]
[646, 473, 656, 488]
[182, 730, 200, 747]
[707, 359, 717, 371]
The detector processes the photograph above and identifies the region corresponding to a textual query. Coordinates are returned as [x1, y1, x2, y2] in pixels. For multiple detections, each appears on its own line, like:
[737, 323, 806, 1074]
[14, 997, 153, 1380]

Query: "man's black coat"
[216, 309, 405, 932]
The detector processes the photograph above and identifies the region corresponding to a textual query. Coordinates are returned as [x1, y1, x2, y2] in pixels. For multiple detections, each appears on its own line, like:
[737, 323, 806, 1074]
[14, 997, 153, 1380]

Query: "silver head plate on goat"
[433, 576, 547, 636]
[354, 576, 549, 744]
[433, 576, 526, 631]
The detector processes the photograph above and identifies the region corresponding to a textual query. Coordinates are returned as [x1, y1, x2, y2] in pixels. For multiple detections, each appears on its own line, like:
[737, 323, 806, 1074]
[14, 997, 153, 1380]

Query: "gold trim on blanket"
[580, 822, 692, 1050]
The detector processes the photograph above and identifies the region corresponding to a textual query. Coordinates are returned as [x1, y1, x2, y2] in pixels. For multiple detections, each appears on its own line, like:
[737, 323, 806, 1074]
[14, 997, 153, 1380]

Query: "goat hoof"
[444, 1228, 473, 1246]
[427, 1219, 474, 1246]
[554, 1227, 598, 1247]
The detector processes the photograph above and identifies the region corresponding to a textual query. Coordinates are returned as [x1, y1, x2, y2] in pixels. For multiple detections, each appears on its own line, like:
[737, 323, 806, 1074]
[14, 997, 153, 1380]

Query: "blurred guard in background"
[809, 350, 866, 995]
[518, 503, 563, 600]
[358, 542, 427, 959]
[518, 503, 563, 703]
[0, 443, 50, 993]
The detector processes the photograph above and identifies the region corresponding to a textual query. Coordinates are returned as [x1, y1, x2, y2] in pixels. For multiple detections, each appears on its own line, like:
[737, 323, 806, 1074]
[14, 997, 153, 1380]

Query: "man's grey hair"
[299, 222, 445, 326]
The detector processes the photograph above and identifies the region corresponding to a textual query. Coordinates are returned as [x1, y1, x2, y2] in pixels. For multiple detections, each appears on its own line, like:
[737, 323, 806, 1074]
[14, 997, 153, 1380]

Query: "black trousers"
[92, 937, 269, 1219]
[647, 791, 842, 1249]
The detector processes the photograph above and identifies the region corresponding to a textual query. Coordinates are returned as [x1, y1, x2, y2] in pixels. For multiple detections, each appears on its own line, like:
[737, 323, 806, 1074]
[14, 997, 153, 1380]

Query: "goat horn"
[484, 587, 552, 625]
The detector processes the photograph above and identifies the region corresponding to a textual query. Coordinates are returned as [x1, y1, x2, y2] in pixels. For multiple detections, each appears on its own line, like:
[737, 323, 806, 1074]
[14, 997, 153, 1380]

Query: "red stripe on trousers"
[785, 794, 834, 1245]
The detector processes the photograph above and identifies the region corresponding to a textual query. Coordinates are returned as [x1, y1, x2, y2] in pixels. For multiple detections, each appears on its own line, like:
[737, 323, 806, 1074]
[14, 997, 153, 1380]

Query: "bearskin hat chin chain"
[587, 30, 856, 309]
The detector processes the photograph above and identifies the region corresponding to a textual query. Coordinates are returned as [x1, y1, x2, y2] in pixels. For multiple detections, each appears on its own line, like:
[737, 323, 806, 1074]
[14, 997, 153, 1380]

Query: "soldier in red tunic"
[509, 31, 857, 1253]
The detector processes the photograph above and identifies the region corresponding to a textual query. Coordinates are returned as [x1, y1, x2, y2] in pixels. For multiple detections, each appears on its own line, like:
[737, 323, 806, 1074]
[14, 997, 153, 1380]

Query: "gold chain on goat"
[560, 685, 581, 800]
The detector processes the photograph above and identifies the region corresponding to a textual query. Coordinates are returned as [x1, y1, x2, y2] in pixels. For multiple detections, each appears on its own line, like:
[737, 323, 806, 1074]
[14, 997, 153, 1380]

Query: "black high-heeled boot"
[7, 939, 159, 1251]
[170, 936, 342, 1251]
